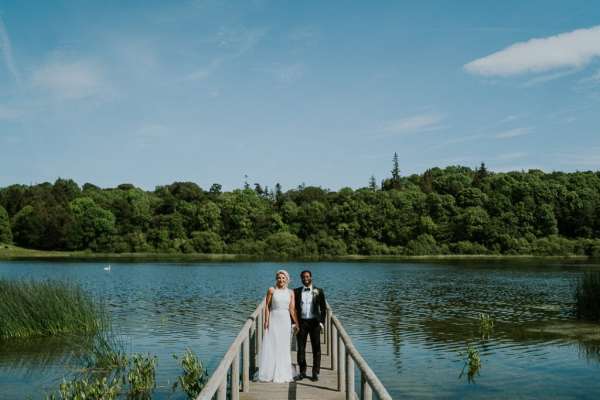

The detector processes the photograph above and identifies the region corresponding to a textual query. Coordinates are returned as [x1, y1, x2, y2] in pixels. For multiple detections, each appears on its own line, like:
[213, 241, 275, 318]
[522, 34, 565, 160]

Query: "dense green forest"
[2, 160, 600, 257]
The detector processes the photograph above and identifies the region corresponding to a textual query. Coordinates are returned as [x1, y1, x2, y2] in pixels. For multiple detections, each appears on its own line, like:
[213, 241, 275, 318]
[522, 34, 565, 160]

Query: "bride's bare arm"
[264, 287, 274, 330]
[289, 290, 299, 327]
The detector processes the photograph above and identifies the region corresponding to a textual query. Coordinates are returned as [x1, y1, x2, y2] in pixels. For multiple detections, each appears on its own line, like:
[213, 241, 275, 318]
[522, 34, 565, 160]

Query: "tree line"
[2, 161, 600, 257]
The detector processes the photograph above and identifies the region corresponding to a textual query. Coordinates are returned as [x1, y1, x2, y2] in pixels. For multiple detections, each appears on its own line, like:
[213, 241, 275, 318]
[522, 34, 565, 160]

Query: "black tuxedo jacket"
[294, 286, 326, 324]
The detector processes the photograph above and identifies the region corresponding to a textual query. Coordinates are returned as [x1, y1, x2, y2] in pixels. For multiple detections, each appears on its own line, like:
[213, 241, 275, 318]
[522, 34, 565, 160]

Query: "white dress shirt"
[301, 285, 315, 319]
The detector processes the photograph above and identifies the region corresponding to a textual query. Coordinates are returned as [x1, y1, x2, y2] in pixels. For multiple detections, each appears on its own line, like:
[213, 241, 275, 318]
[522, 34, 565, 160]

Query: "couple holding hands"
[257, 269, 327, 383]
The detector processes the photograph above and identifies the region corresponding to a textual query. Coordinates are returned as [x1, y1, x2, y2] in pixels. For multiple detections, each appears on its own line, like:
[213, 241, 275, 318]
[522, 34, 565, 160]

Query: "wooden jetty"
[196, 300, 392, 400]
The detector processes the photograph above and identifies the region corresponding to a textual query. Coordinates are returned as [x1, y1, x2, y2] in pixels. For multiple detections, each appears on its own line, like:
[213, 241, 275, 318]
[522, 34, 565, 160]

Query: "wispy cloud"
[133, 123, 172, 147]
[260, 63, 306, 85]
[522, 68, 581, 87]
[495, 152, 528, 161]
[580, 69, 600, 84]
[186, 59, 222, 81]
[0, 16, 20, 84]
[500, 114, 520, 123]
[495, 127, 531, 139]
[185, 27, 267, 81]
[31, 58, 109, 100]
[383, 112, 445, 135]
[464, 25, 600, 76]
[289, 26, 318, 42]
[558, 148, 600, 166]
[493, 164, 544, 173]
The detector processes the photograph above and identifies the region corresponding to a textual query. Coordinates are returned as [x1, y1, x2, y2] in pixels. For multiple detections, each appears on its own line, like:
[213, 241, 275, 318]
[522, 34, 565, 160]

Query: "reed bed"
[575, 271, 600, 321]
[0, 279, 108, 339]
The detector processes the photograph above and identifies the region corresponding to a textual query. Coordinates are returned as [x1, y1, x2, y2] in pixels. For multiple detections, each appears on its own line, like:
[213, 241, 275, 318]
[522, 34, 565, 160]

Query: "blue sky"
[1, 1, 600, 191]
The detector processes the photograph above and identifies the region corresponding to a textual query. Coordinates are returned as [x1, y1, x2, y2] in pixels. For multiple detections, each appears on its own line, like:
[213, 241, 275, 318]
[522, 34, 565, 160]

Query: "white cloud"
[32, 59, 108, 100]
[0, 16, 20, 84]
[465, 25, 600, 76]
[495, 127, 531, 139]
[383, 113, 445, 134]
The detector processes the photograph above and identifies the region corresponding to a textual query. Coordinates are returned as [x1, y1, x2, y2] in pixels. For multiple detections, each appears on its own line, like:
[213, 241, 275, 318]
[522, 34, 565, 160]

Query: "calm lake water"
[1, 260, 600, 399]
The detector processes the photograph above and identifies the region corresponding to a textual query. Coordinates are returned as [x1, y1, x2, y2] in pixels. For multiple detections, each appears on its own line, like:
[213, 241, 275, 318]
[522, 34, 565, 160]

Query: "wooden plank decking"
[240, 334, 344, 400]
[195, 301, 392, 400]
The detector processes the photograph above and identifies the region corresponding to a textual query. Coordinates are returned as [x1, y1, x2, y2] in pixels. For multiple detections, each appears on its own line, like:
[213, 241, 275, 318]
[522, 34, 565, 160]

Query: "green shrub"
[0, 205, 11, 244]
[173, 348, 208, 399]
[358, 238, 390, 255]
[263, 232, 303, 257]
[405, 234, 440, 255]
[46, 376, 121, 400]
[127, 354, 157, 397]
[226, 239, 266, 255]
[531, 235, 575, 256]
[452, 241, 489, 255]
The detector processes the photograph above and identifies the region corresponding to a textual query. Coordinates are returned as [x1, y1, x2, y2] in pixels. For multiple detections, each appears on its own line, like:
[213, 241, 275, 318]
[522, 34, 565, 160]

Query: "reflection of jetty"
[197, 301, 392, 400]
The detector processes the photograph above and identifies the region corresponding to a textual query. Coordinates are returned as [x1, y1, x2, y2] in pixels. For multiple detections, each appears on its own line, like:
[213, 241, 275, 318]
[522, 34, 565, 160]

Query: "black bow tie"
[303, 287, 311, 291]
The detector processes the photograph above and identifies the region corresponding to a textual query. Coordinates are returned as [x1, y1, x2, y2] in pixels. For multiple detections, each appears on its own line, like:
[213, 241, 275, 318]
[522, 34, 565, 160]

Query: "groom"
[293, 270, 327, 382]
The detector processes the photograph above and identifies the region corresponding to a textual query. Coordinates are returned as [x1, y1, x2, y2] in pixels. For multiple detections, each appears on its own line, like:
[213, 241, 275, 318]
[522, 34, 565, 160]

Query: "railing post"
[327, 310, 332, 355]
[217, 379, 226, 400]
[257, 311, 263, 364]
[338, 335, 346, 391]
[331, 325, 337, 371]
[346, 352, 355, 400]
[232, 351, 240, 400]
[243, 336, 250, 392]
[361, 372, 372, 400]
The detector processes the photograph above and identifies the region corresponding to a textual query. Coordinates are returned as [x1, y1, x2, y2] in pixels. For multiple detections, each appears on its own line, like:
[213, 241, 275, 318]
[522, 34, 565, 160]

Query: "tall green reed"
[0, 279, 108, 339]
[575, 271, 600, 321]
[459, 343, 481, 383]
[479, 313, 494, 339]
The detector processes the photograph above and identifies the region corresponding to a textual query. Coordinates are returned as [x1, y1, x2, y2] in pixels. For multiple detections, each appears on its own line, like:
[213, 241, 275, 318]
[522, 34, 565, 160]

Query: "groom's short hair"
[300, 270, 312, 277]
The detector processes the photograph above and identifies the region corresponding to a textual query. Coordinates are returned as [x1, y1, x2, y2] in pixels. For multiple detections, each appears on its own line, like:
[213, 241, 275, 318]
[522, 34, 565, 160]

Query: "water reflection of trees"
[578, 341, 600, 363]
[111, 286, 258, 340]
[0, 336, 83, 374]
[383, 287, 403, 372]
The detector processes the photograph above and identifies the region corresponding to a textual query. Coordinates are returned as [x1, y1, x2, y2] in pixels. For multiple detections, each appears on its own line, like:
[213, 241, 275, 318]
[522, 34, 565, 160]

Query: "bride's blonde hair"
[275, 269, 291, 288]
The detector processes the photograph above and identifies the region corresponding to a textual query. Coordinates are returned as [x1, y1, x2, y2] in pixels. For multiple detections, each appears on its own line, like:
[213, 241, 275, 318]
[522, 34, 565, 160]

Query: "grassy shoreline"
[0, 244, 592, 262]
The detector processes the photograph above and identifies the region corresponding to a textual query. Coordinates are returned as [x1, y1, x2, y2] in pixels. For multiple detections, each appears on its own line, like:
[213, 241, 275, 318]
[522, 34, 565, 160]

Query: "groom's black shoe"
[294, 373, 306, 381]
[310, 374, 319, 382]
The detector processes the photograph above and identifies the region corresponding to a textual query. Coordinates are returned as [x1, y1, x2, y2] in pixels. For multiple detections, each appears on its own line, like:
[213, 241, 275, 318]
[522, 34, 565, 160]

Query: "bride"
[258, 269, 300, 383]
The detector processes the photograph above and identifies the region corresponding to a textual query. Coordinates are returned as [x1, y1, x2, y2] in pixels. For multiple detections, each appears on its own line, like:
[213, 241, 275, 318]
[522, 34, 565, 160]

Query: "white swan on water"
[103, 264, 111, 272]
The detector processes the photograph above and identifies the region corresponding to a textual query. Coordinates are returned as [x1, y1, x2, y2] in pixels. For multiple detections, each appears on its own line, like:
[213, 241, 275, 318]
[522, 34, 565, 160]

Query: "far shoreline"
[0, 244, 594, 263]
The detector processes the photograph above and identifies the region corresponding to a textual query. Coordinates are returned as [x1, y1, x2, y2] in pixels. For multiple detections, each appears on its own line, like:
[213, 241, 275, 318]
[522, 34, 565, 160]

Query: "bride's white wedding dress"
[258, 287, 294, 383]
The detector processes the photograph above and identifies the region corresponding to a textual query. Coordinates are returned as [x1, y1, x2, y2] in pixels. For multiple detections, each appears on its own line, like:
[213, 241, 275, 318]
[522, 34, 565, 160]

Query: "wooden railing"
[328, 304, 393, 400]
[196, 299, 392, 400]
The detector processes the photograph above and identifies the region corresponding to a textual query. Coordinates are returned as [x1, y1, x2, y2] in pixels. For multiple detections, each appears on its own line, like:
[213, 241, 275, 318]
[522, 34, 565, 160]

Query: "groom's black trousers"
[297, 318, 321, 376]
